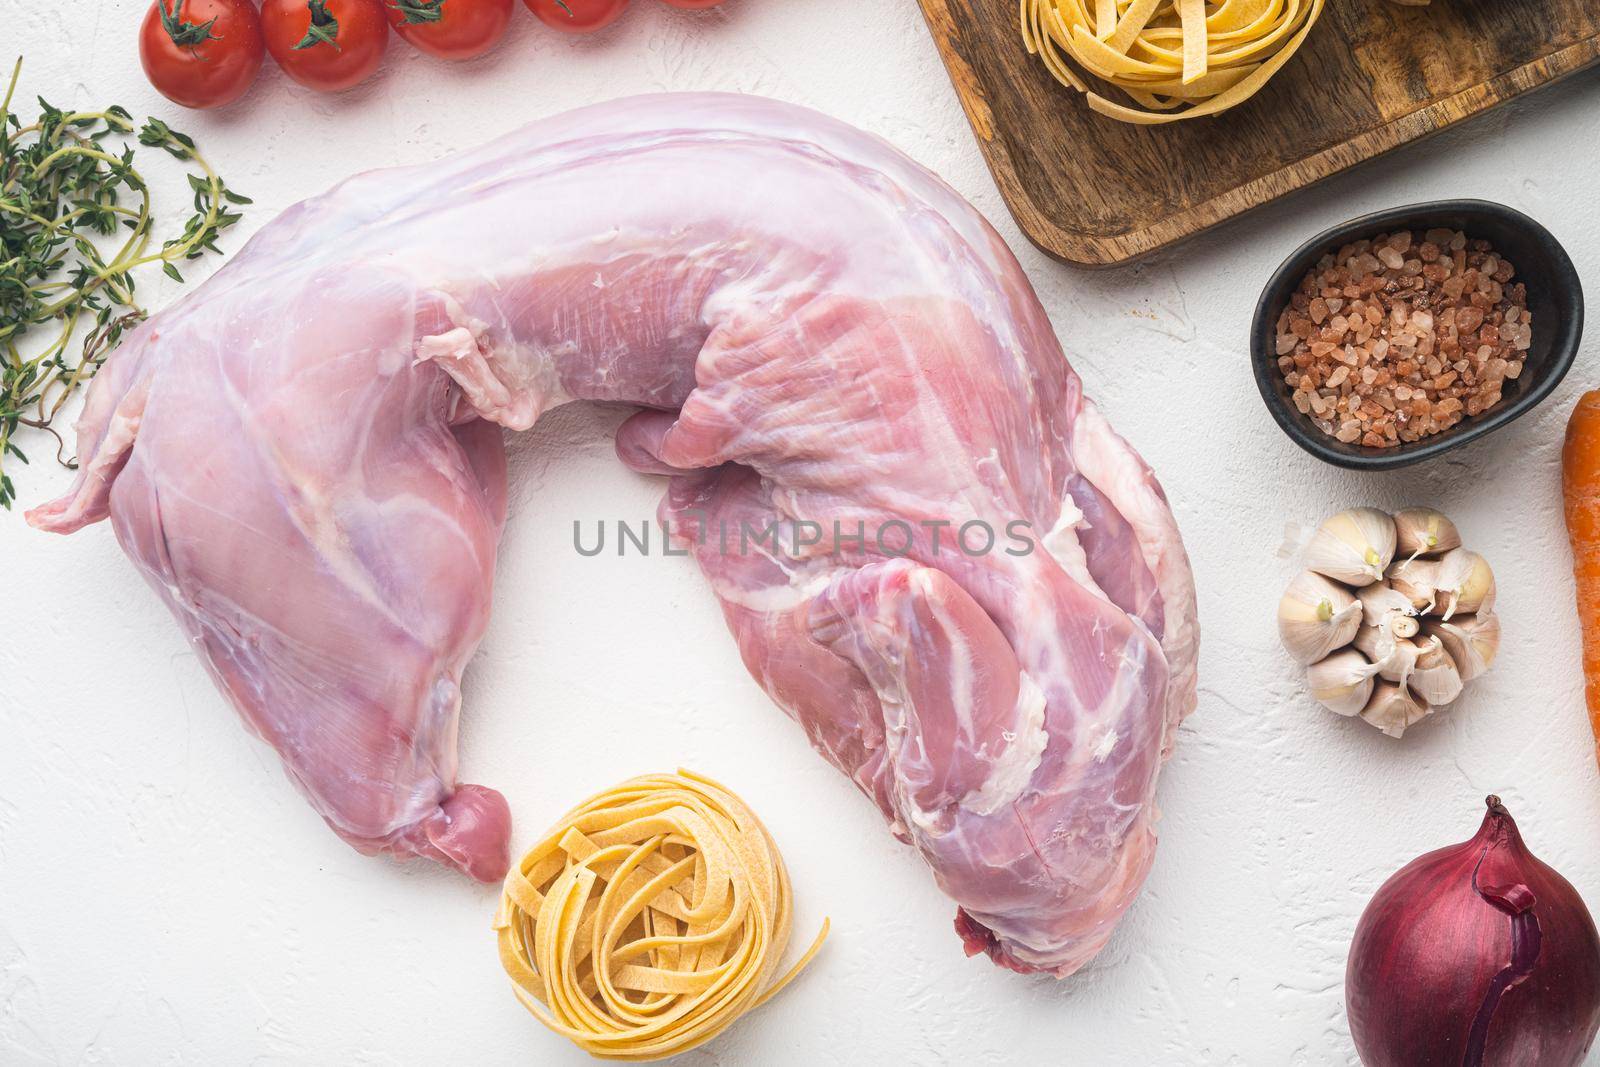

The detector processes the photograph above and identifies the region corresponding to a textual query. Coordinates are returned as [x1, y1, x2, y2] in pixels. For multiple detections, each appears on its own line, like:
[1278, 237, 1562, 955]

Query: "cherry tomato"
[387, 0, 514, 60]
[139, 0, 265, 110]
[657, 0, 725, 7]
[262, 0, 390, 91]
[524, 0, 629, 33]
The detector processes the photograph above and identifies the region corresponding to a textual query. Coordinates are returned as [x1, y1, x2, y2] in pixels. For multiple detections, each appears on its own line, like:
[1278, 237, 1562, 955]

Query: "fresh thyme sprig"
[0, 57, 249, 510]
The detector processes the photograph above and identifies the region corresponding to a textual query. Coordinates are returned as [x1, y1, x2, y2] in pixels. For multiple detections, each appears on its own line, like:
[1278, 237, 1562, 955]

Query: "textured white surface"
[3, 1, 1599, 1062]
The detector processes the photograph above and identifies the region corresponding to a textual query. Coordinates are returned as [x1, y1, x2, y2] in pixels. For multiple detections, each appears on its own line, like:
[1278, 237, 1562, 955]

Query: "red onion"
[1347, 796, 1600, 1066]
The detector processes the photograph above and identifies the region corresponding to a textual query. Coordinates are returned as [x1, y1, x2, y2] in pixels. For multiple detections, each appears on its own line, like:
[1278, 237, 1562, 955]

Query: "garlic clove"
[1279, 570, 1363, 664]
[1425, 613, 1500, 682]
[1360, 680, 1431, 738]
[1409, 637, 1465, 707]
[1305, 508, 1397, 587]
[1351, 622, 1392, 670]
[1356, 582, 1420, 633]
[1430, 548, 1495, 620]
[1393, 507, 1462, 559]
[1387, 558, 1440, 612]
[1307, 648, 1377, 717]
[1354, 625, 1425, 687]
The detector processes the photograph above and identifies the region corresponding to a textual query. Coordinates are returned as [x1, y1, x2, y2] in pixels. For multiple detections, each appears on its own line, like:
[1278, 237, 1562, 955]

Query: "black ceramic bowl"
[1251, 200, 1584, 471]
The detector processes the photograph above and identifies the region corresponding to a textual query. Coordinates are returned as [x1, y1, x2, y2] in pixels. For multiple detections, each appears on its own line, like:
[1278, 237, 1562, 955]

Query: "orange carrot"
[1562, 391, 1600, 769]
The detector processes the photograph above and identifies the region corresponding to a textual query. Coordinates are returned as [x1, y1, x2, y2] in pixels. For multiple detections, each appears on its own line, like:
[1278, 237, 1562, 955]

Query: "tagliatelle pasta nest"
[1021, 0, 1328, 124]
[494, 770, 828, 1061]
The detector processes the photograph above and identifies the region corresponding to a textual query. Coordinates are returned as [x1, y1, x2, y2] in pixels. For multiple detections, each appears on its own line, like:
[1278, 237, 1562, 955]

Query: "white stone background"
[4, 1, 1600, 1063]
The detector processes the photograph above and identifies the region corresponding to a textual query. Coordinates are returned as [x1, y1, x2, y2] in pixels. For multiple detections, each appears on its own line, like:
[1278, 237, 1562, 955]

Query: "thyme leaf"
[0, 57, 246, 510]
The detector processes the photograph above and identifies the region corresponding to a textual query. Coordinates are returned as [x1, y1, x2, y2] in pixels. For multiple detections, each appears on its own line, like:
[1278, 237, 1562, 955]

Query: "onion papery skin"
[1346, 797, 1600, 1066]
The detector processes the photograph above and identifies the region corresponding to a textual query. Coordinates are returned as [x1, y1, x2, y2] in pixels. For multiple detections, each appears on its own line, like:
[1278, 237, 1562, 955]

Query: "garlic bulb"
[1409, 638, 1464, 707]
[1307, 649, 1377, 717]
[1279, 570, 1362, 664]
[1305, 508, 1396, 587]
[1426, 614, 1501, 682]
[1360, 681, 1431, 738]
[1279, 506, 1497, 737]
[1431, 548, 1495, 620]
[1393, 507, 1461, 559]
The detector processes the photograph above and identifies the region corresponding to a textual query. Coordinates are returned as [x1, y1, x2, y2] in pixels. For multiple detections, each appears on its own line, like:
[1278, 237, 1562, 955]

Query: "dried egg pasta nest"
[495, 770, 827, 1061]
[1021, 0, 1328, 124]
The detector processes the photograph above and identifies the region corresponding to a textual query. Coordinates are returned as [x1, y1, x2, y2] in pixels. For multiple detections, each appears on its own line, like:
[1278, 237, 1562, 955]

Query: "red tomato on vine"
[139, 0, 266, 109]
[262, 0, 390, 92]
[387, 0, 515, 60]
[524, 0, 629, 33]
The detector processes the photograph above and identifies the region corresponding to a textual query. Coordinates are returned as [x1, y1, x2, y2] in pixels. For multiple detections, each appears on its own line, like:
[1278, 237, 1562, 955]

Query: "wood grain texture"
[916, 0, 1600, 267]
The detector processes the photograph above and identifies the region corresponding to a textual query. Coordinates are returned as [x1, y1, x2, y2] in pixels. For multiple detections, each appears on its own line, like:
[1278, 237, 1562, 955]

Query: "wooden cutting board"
[915, 0, 1600, 267]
